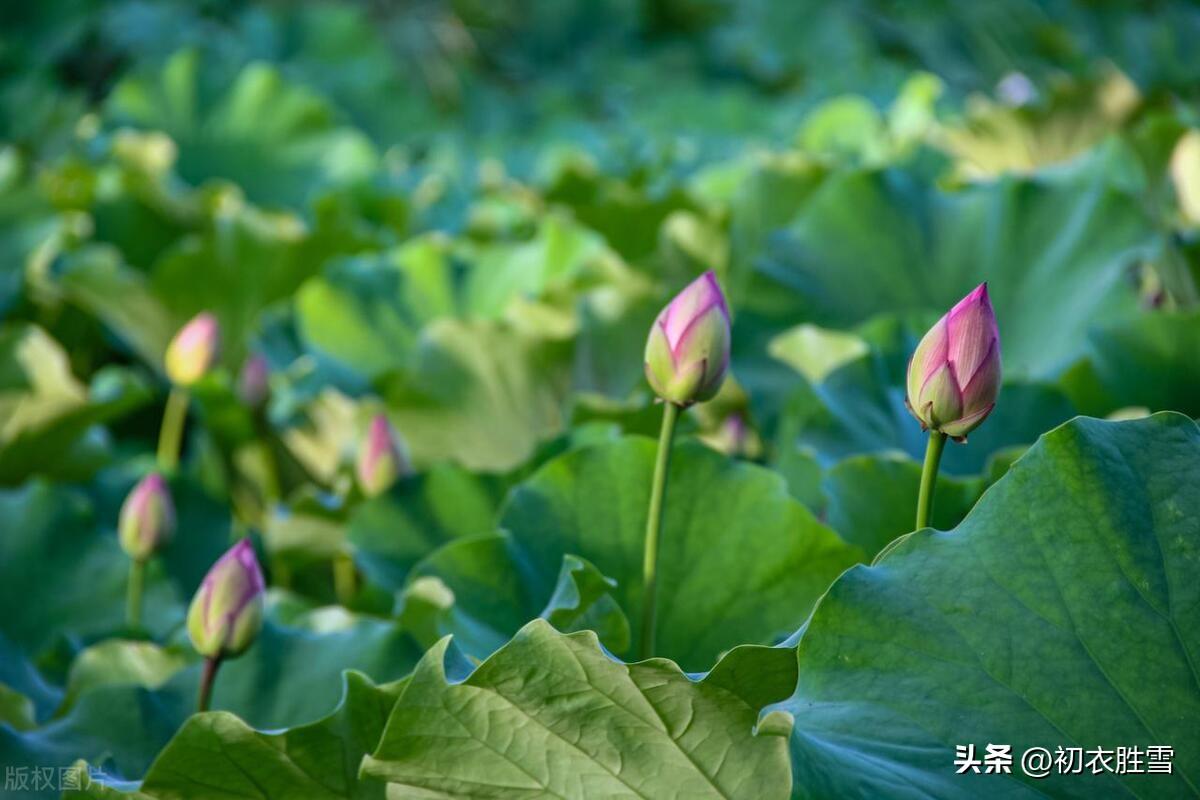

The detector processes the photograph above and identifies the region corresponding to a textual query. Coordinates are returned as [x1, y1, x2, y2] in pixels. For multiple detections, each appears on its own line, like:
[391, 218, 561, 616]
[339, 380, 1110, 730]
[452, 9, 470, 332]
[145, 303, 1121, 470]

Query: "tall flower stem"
[640, 401, 680, 660]
[197, 655, 222, 712]
[126, 559, 145, 630]
[157, 387, 190, 473]
[915, 431, 947, 530]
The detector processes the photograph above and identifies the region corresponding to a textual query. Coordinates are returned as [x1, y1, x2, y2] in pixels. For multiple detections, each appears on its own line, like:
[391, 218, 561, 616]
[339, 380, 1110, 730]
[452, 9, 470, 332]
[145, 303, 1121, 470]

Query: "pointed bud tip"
[165, 311, 221, 386]
[645, 271, 732, 406]
[906, 283, 1001, 439]
[357, 414, 406, 496]
[119, 471, 175, 561]
[188, 538, 266, 659]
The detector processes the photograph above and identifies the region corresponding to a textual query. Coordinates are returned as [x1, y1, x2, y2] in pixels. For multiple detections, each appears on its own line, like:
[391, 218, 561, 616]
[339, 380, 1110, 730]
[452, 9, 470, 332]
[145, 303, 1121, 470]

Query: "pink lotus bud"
[165, 312, 220, 386]
[237, 352, 270, 408]
[644, 271, 731, 406]
[187, 539, 265, 659]
[356, 414, 407, 497]
[118, 473, 175, 561]
[906, 283, 1001, 440]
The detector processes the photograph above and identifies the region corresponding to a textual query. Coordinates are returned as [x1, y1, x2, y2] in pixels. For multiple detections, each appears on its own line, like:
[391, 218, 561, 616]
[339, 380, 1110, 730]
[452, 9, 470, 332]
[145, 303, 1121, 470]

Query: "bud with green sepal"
[356, 413, 407, 498]
[119, 473, 175, 562]
[165, 312, 220, 387]
[639, 270, 732, 659]
[119, 473, 175, 629]
[644, 270, 731, 407]
[906, 283, 1001, 530]
[187, 539, 265, 711]
[158, 312, 221, 473]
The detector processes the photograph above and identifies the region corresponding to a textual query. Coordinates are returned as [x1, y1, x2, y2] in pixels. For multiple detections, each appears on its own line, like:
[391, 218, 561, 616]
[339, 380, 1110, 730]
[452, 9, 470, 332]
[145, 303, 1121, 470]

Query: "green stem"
[126, 559, 145, 630]
[915, 430, 947, 530]
[333, 553, 357, 606]
[197, 655, 222, 713]
[640, 401, 680, 660]
[157, 387, 190, 473]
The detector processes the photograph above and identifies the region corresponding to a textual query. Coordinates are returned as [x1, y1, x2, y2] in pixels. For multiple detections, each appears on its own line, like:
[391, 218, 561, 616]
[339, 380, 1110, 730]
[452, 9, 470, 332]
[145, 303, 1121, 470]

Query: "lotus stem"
[197, 655, 222, 713]
[640, 401, 680, 660]
[126, 558, 145, 630]
[157, 387, 190, 473]
[915, 431, 947, 531]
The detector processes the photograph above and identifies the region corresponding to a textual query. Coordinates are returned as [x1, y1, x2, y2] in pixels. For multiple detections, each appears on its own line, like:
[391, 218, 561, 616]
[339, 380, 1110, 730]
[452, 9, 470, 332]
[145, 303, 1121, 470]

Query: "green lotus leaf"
[781, 413, 1200, 798]
[362, 620, 796, 799]
[417, 436, 861, 670]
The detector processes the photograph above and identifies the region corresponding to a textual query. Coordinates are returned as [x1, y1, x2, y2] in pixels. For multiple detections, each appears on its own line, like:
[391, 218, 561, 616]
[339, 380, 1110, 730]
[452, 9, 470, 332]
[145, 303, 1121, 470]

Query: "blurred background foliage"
[3, 1, 1200, 792]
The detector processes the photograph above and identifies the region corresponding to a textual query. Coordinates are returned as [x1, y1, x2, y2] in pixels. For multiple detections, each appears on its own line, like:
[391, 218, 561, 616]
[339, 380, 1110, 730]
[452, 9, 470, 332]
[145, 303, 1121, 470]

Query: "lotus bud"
[906, 283, 1001, 441]
[165, 312, 220, 386]
[118, 473, 175, 561]
[644, 270, 731, 406]
[187, 539, 265, 659]
[356, 414, 407, 497]
[237, 352, 270, 409]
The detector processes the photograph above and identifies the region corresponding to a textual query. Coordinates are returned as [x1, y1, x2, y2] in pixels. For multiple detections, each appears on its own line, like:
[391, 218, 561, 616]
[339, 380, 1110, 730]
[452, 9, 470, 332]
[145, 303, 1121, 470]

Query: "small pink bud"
[118, 473, 175, 561]
[356, 414, 407, 497]
[165, 312, 220, 386]
[906, 283, 1001, 440]
[187, 539, 265, 659]
[644, 271, 731, 406]
[237, 352, 270, 409]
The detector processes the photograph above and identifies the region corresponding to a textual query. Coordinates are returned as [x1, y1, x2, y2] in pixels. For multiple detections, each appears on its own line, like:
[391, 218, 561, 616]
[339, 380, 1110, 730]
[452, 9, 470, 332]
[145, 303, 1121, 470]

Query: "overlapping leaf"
[781, 413, 1200, 798]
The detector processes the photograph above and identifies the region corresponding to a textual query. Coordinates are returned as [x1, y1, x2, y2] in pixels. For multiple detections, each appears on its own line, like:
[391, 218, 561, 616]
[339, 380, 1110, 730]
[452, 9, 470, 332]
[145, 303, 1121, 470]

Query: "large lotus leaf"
[0, 325, 153, 484]
[53, 245, 178, 367]
[56, 208, 346, 374]
[822, 453, 984, 559]
[934, 75, 1136, 180]
[780, 412, 1200, 798]
[1062, 310, 1200, 418]
[362, 620, 797, 799]
[540, 160, 703, 262]
[0, 680, 190, 800]
[404, 538, 630, 657]
[202, 608, 421, 731]
[106, 50, 377, 208]
[294, 255, 425, 385]
[0, 482, 182, 657]
[0, 164, 61, 316]
[378, 319, 570, 472]
[347, 464, 499, 592]
[73, 671, 406, 800]
[434, 436, 861, 670]
[291, 235, 461, 389]
[0, 609, 420, 794]
[741, 155, 1155, 378]
[0, 634, 62, 723]
[150, 209, 329, 369]
[456, 212, 617, 318]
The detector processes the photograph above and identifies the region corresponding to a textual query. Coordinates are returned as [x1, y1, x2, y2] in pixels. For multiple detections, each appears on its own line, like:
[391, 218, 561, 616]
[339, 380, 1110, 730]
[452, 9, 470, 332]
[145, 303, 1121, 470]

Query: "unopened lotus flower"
[118, 473, 175, 561]
[357, 414, 407, 497]
[644, 270, 731, 406]
[187, 539, 265, 659]
[237, 352, 270, 408]
[906, 283, 1001, 440]
[165, 312, 220, 386]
